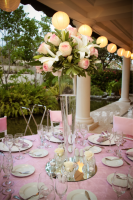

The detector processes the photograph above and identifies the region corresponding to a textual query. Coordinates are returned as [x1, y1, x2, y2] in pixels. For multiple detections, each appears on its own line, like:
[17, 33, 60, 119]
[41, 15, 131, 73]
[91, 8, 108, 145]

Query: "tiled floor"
[89, 95, 133, 134]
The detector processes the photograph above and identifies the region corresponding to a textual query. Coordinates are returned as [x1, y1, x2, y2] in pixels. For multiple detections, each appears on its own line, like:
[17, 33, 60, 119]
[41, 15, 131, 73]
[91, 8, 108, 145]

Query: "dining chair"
[49, 110, 72, 128]
[113, 115, 133, 136]
[0, 116, 7, 135]
[49, 110, 63, 128]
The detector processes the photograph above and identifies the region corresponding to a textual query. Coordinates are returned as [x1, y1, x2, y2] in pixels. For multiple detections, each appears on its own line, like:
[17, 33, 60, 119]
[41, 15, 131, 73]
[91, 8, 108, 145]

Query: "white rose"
[67, 27, 77, 36]
[78, 58, 90, 69]
[44, 32, 52, 43]
[64, 161, 74, 172]
[59, 42, 72, 57]
[48, 34, 61, 46]
[84, 151, 94, 161]
[54, 148, 64, 157]
[37, 42, 50, 54]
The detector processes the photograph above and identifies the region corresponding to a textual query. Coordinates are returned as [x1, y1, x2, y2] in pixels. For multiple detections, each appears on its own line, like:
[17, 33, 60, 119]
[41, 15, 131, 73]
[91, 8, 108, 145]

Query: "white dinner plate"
[19, 182, 39, 200]
[29, 149, 48, 158]
[88, 134, 115, 146]
[102, 156, 123, 167]
[11, 164, 35, 177]
[84, 145, 102, 154]
[107, 173, 129, 188]
[45, 131, 64, 143]
[126, 149, 133, 161]
[67, 189, 97, 200]
[0, 139, 33, 152]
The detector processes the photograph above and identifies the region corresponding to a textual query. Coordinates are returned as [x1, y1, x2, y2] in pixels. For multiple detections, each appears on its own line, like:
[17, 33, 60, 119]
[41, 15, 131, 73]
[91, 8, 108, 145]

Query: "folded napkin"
[3, 193, 11, 200]
[126, 151, 133, 157]
[97, 132, 108, 143]
[52, 132, 64, 141]
[22, 141, 29, 148]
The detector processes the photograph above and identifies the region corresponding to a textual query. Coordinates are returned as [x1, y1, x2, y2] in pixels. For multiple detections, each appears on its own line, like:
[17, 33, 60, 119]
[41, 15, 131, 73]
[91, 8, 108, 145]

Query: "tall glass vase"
[58, 74, 77, 160]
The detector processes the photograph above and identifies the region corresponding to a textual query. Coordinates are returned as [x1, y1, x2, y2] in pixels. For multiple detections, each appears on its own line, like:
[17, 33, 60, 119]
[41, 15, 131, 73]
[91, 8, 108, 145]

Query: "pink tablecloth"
[0, 134, 132, 200]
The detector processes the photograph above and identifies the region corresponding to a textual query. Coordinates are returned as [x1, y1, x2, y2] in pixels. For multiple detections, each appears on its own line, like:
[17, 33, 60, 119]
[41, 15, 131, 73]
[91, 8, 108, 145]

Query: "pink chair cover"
[50, 111, 72, 127]
[113, 115, 133, 135]
[0, 116, 7, 133]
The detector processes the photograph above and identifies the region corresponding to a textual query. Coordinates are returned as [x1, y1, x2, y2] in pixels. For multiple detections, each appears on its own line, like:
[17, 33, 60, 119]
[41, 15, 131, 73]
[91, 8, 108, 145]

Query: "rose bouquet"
[32, 27, 100, 77]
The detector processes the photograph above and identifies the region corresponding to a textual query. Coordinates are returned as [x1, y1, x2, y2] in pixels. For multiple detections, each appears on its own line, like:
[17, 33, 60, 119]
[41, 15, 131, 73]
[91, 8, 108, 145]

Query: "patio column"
[76, 74, 98, 130]
[119, 57, 131, 102]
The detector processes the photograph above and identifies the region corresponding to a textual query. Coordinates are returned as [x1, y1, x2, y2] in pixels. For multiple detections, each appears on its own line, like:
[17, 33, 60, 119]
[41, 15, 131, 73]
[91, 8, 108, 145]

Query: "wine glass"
[44, 126, 52, 148]
[4, 134, 14, 154]
[128, 165, 133, 199]
[37, 124, 43, 149]
[55, 174, 68, 199]
[106, 129, 114, 153]
[14, 133, 24, 160]
[112, 171, 128, 200]
[79, 124, 88, 146]
[2, 153, 14, 194]
[75, 122, 81, 144]
[114, 131, 123, 156]
[38, 171, 55, 200]
[0, 153, 4, 192]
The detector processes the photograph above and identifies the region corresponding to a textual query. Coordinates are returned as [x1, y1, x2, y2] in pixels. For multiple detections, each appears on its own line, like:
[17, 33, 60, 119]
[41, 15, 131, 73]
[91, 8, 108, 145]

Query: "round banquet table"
[0, 134, 132, 200]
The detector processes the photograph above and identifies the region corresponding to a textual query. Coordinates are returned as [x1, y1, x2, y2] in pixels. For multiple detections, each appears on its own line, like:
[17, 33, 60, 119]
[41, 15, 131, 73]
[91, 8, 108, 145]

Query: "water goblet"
[114, 131, 123, 156]
[106, 129, 114, 153]
[4, 134, 14, 154]
[2, 153, 14, 194]
[112, 171, 128, 200]
[79, 124, 88, 146]
[37, 124, 43, 149]
[14, 133, 24, 160]
[44, 126, 52, 148]
[38, 171, 55, 200]
[55, 174, 68, 200]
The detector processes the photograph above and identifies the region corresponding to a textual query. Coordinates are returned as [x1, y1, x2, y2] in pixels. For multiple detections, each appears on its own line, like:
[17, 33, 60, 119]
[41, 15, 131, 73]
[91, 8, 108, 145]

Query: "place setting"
[11, 164, 35, 177]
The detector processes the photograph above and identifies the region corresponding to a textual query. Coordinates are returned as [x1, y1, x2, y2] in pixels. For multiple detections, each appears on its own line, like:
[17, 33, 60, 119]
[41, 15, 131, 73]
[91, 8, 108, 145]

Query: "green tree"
[98, 47, 122, 70]
[0, 5, 52, 85]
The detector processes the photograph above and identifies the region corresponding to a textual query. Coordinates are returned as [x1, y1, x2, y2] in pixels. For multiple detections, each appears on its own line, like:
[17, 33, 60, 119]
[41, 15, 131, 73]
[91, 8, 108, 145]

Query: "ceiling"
[37, 0, 133, 51]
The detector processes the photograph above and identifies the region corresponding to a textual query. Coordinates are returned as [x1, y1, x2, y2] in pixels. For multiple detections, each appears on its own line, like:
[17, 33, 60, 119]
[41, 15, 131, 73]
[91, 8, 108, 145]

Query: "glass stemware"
[128, 165, 133, 199]
[112, 171, 128, 200]
[14, 133, 24, 160]
[37, 124, 43, 149]
[114, 131, 123, 156]
[55, 174, 68, 200]
[38, 171, 55, 200]
[2, 153, 14, 194]
[3, 134, 14, 153]
[79, 124, 88, 146]
[106, 129, 114, 153]
[44, 126, 52, 148]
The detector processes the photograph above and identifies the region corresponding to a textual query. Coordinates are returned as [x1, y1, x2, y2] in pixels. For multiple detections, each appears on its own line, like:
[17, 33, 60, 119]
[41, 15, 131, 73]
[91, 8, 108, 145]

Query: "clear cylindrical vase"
[58, 74, 77, 159]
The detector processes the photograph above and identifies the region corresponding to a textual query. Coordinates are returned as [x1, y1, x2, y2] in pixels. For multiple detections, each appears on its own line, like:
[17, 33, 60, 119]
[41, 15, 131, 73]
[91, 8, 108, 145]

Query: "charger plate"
[0, 139, 32, 152]
[88, 134, 115, 146]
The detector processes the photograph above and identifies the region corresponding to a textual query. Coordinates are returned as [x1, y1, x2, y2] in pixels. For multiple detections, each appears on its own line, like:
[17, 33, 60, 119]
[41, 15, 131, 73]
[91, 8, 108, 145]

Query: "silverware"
[29, 153, 42, 156]
[113, 150, 130, 165]
[85, 191, 91, 200]
[13, 192, 39, 200]
[105, 158, 122, 161]
[12, 171, 30, 174]
[121, 148, 133, 150]
[116, 174, 127, 180]
[23, 138, 35, 142]
[22, 151, 30, 154]
[88, 141, 105, 149]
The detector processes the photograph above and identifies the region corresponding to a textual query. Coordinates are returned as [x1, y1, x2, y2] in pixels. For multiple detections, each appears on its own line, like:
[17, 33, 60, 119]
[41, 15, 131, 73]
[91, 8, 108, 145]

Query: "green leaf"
[65, 31, 69, 41]
[27, 61, 42, 66]
[66, 68, 72, 75]
[33, 54, 44, 59]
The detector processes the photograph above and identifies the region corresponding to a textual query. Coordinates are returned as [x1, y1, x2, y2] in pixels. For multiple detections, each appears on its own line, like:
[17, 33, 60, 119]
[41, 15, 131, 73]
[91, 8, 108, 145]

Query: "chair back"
[0, 116, 7, 135]
[50, 110, 62, 127]
[113, 115, 133, 136]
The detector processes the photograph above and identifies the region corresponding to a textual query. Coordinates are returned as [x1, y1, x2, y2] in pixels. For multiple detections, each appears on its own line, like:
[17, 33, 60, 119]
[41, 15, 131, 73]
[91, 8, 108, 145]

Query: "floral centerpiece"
[33, 27, 100, 77]
[84, 151, 96, 174]
[63, 161, 78, 180]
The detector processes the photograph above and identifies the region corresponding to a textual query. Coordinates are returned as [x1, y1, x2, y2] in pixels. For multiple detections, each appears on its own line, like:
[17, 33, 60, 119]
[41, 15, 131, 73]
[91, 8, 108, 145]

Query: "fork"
[12, 171, 30, 174]
[13, 192, 39, 200]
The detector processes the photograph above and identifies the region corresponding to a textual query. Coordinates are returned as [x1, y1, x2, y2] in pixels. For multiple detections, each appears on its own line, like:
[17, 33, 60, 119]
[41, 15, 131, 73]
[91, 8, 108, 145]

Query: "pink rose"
[48, 34, 61, 46]
[90, 47, 98, 57]
[37, 43, 50, 54]
[67, 27, 77, 37]
[43, 62, 53, 72]
[44, 32, 52, 43]
[87, 36, 94, 43]
[36, 66, 43, 73]
[78, 58, 90, 69]
[59, 42, 72, 57]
